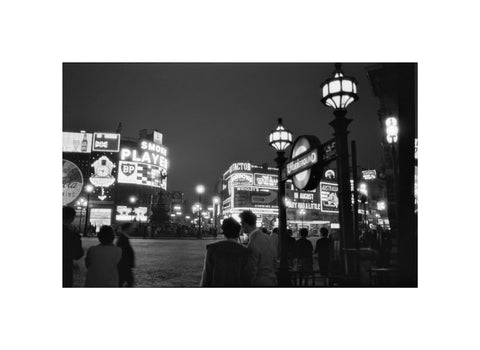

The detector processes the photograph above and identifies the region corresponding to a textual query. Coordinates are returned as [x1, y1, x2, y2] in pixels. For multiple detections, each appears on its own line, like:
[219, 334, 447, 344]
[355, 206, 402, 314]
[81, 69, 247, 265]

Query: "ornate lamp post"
[321, 63, 359, 276]
[76, 198, 87, 232]
[385, 116, 399, 201]
[196, 184, 205, 238]
[129, 195, 137, 222]
[269, 118, 293, 286]
[212, 196, 220, 232]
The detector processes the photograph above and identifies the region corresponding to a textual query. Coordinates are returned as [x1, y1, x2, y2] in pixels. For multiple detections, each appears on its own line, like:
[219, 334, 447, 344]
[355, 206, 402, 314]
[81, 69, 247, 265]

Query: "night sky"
[63, 63, 382, 203]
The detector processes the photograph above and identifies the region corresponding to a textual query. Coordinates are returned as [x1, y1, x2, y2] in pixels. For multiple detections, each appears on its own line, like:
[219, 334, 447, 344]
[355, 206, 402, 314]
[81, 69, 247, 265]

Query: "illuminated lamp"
[321, 63, 359, 111]
[386, 117, 399, 144]
[269, 118, 293, 152]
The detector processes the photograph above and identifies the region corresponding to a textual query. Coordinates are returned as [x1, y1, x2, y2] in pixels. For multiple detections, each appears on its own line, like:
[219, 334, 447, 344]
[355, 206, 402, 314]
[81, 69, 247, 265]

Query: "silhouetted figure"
[286, 229, 296, 268]
[85, 226, 122, 287]
[241, 210, 277, 286]
[270, 227, 279, 259]
[63, 206, 84, 287]
[315, 227, 331, 276]
[200, 218, 252, 287]
[294, 228, 314, 286]
[116, 223, 135, 287]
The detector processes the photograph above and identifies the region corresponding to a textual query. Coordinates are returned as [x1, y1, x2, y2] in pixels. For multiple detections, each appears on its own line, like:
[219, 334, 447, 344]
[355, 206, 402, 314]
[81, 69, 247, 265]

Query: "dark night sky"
[63, 63, 382, 203]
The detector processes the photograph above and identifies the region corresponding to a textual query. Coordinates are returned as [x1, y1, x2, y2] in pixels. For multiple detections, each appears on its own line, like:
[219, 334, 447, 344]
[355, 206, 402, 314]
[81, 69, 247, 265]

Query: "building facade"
[62, 129, 169, 231]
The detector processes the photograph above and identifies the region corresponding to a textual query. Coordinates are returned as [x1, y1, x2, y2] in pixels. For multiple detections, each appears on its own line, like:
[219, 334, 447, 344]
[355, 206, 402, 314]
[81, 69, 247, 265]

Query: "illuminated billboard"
[116, 206, 148, 222]
[154, 130, 163, 145]
[89, 208, 112, 229]
[320, 182, 339, 213]
[229, 172, 254, 186]
[234, 188, 278, 209]
[118, 161, 167, 189]
[92, 133, 121, 152]
[118, 139, 168, 189]
[63, 132, 93, 153]
[254, 173, 278, 188]
[63, 159, 84, 205]
[362, 170, 377, 181]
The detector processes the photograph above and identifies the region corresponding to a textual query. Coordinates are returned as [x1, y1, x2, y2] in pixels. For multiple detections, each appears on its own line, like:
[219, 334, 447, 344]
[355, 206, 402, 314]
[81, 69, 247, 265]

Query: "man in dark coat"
[200, 217, 252, 287]
[116, 223, 135, 287]
[294, 228, 314, 286]
[315, 227, 331, 276]
[63, 206, 84, 287]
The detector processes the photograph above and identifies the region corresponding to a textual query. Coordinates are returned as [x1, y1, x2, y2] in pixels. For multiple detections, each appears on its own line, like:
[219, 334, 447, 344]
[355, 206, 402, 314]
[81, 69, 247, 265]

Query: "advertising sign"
[63, 132, 93, 153]
[321, 138, 337, 163]
[63, 159, 84, 205]
[89, 208, 112, 229]
[230, 172, 254, 186]
[118, 161, 167, 189]
[362, 170, 377, 181]
[234, 188, 278, 209]
[116, 206, 148, 222]
[92, 133, 121, 152]
[320, 182, 339, 213]
[154, 130, 163, 145]
[254, 173, 278, 188]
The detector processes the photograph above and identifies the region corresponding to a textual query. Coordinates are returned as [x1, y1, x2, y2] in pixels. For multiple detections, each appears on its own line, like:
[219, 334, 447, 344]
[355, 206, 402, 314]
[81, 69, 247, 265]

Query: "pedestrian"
[116, 223, 135, 287]
[85, 225, 122, 287]
[287, 229, 296, 268]
[270, 227, 279, 259]
[294, 228, 314, 286]
[63, 206, 84, 287]
[315, 227, 331, 276]
[240, 210, 277, 286]
[200, 217, 252, 287]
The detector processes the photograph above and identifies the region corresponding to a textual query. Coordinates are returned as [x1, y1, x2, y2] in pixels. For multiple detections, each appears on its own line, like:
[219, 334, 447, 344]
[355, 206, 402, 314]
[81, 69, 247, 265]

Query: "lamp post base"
[277, 266, 291, 287]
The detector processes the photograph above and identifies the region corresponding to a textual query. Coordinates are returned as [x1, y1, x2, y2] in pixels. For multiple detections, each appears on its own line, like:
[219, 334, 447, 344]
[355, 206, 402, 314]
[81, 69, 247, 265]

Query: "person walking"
[240, 210, 277, 286]
[63, 206, 84, 287]
[85, 226, 122, 287]
[200, 218, 252, 287]
[116, 223, 135, 287]
[315, 227, 331, 276]
[294, 228, 314, 286]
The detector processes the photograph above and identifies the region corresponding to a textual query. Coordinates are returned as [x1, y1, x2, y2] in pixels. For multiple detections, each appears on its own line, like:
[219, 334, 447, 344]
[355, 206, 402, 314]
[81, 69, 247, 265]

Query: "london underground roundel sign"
[286, 135, 323, 191]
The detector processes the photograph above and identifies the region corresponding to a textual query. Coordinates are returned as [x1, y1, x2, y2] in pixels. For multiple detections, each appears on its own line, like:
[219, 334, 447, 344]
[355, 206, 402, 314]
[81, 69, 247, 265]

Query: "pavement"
[73, 237, 212, 287]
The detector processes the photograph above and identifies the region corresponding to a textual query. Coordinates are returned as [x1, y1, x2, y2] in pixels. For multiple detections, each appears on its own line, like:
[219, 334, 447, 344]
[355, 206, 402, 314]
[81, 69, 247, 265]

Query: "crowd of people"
[199, 210, 334, 287]
[63, 206, 136, 288]
[64, 204, 390, 288]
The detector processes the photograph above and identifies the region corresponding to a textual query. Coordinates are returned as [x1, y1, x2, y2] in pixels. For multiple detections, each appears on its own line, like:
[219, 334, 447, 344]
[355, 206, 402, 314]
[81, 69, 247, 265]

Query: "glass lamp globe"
[321, 63, 359, 110]
[385, 117, 399, 144]
[269, 118, 293, 152]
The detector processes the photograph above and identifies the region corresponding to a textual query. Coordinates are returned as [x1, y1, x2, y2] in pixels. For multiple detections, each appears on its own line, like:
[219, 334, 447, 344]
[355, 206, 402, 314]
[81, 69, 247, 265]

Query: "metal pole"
[275, 152, 290, 286]
[330, 109, 354, 277]
[351, 140, 360, 274]
[198, 194, 202, 238]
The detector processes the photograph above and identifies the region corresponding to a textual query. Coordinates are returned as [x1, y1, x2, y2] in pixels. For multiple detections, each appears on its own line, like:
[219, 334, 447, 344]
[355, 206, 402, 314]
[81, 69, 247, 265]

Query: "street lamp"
[212, 196, 220, 233]
[299, 209, 306, 228]
[269, 117, 293, 286]
[321, 63, 359, 276]
[129, 196, 137, 222]
[196, 184, 205, 238]
[76, 198, 87, 232]
[84, 184, 94, 235]
[385, 116, 399, 202]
